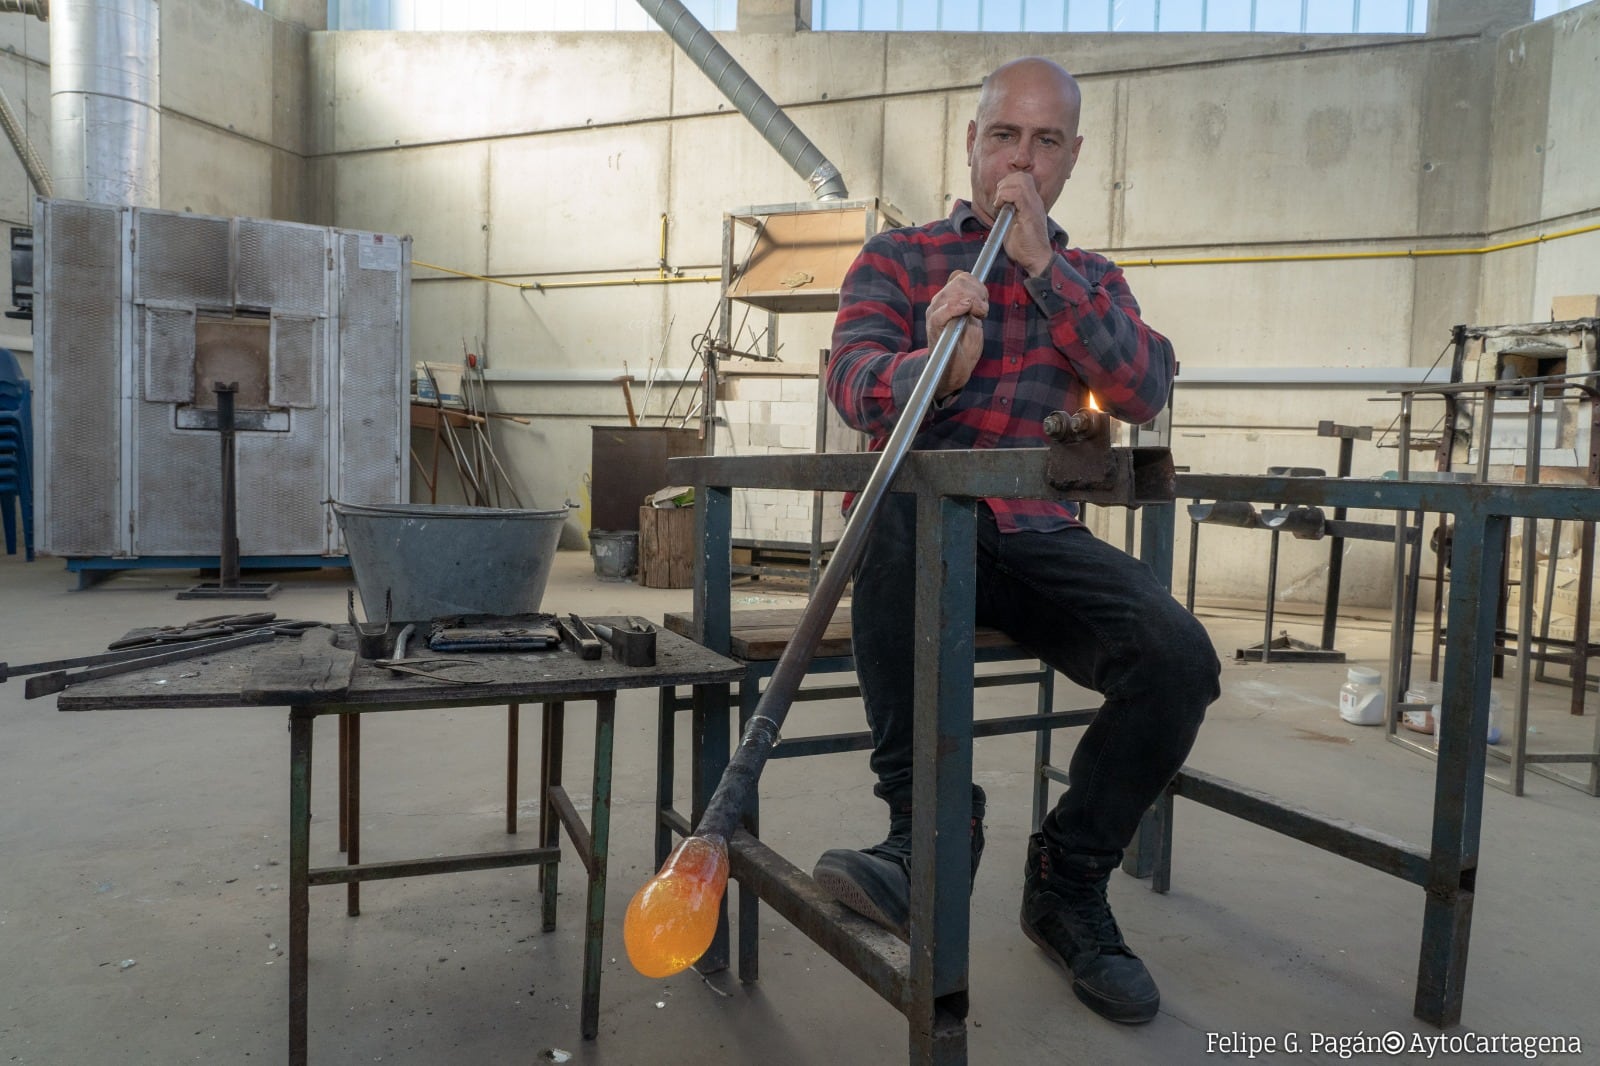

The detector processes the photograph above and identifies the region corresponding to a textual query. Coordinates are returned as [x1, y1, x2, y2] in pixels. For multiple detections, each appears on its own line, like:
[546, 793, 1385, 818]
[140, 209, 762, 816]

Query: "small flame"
[1086, 392, 1100, 412]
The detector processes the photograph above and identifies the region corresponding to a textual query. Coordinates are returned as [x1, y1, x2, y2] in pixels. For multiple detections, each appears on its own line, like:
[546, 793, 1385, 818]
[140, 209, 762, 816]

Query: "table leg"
[507, 703, 520, 834]
[289, 709, 313, 1066]
[337, 715, 348, 853]
[580, 695, 616, 1040]
[347, 714, 361, 918]
[691, 680, 731, 973]
[540, 702, 564, 932]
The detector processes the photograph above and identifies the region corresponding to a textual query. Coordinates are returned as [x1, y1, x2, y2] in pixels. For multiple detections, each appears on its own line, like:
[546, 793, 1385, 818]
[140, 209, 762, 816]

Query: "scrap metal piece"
[348, 589, 392, 659]
[560, 614, 604, 660]
[1188, 500, 1263, 528]
[591, 618, 657, 667]
[1260, 506, 1328, 540]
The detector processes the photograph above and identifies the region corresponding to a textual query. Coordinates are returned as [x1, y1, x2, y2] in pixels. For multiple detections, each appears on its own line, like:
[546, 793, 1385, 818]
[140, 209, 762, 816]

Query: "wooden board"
[663, 607, 1025, 662]
[638, 506, 695, 589]
[241, 627, 356, 704]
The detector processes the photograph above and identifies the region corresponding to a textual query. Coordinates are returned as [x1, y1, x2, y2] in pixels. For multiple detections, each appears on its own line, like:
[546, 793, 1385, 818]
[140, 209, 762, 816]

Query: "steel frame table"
[58, 624, 741, 1065]
[663, 447, 1600, 1065]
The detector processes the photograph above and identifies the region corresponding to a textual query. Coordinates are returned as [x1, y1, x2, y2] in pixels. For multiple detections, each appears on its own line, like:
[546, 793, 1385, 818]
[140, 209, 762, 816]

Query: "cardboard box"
[1551, 294, 1600, 322]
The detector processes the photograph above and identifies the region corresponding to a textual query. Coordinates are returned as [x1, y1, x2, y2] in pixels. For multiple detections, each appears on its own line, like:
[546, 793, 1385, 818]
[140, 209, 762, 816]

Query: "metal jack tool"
[1041, 407, 1175, 506]
[179, 382, 278, 601]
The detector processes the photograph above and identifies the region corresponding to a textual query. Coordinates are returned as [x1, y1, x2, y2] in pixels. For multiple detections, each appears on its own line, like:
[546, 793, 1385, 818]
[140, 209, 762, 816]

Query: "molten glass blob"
[624, 833, 729, 979]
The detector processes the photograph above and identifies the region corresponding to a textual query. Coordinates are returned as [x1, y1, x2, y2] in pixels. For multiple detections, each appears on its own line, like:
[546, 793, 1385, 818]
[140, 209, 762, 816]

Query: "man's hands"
[927, 271, 988, 398]
[993, 172, 1056, 278]
[927, 175, 1058, 401]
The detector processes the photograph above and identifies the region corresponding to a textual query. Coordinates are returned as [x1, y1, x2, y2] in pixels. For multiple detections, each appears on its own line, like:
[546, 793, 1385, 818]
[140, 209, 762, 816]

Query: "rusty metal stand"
[179, 382, 278, 601]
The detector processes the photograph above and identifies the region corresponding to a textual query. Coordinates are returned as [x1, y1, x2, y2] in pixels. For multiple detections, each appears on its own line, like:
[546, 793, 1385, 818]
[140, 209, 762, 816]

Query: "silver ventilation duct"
[50, 0, 159, 206]
[636, 0, 848, 201]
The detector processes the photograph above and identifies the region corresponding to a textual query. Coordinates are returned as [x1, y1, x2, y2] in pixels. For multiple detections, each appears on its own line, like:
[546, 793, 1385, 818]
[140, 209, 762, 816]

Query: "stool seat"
[662, 606, 1026, 663]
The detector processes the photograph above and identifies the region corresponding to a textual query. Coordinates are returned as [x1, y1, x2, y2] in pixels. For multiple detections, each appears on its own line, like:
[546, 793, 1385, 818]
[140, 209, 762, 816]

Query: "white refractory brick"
[746, 422, 767, 447]
[773, 400, 816, 426]
[781, 376, 819, 402]
[745, 378, 782, 401]
[787, 505, 810, 519]
[778, 424, 810, 449]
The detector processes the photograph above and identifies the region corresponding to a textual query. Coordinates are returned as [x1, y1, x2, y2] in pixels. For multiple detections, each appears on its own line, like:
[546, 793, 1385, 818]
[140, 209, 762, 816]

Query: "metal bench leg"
[507, 703, 519, 834]
[738, 675, 762, 983]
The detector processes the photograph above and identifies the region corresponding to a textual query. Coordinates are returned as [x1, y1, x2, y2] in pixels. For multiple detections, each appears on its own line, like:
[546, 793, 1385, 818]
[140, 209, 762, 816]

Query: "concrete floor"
[1, 544, 1597, 1066]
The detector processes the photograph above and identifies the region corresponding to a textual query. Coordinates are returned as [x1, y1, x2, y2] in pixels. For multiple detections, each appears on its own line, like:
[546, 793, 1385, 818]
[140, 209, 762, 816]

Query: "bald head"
[975, 58, 1082, 132]
[965, 57, 1085, 224]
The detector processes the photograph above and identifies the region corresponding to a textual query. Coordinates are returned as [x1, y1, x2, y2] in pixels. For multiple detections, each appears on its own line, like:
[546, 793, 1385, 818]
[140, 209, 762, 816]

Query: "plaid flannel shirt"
[827, 200, 1176, 532]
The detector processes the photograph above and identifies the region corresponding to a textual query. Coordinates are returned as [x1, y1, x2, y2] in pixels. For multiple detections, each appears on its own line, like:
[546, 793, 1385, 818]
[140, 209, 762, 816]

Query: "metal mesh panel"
[143, 305, 197, 404]
[270, 314, 320, 409]
[133, 396, 220, 554]
[40, 201, 123, 555]
[238, 219, 329, 316]
[235, 420, 330, 554]
[135, 211, 232, 308]
[338, 231, 406, 507]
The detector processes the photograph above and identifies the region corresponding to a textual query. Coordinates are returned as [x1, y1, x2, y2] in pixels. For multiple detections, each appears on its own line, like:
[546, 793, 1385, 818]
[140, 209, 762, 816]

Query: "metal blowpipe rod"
[624, 205, 1015, 978]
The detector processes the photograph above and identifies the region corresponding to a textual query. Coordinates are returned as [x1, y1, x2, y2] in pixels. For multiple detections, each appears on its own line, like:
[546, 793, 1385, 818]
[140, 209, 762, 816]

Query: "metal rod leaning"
[622, 205, 1016, 978]
[698, 203, 1015, 839]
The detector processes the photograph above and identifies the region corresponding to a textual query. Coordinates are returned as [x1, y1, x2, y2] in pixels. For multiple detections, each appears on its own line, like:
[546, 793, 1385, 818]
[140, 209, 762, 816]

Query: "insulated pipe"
[0, 82, 51, 196]
[635, 0, 847, 201]
[50, 0, 160, 206]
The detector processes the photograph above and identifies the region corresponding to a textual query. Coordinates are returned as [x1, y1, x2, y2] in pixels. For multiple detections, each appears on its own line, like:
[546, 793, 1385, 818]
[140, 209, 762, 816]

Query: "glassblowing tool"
[624, 205, 1017, 979]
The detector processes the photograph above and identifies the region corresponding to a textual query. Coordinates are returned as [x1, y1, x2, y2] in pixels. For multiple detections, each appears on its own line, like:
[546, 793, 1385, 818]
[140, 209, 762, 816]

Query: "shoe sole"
[813, 859, 909, 940]
[1020, 910, 1159, 1025]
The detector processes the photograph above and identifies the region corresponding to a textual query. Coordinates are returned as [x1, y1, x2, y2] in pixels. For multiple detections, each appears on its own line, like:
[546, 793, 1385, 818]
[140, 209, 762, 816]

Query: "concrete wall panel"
[1476, 244, 1539, 324]
[162, 0, 280, 146]
[318, 32, 677, 154]
[409, 279, 488, 368]
[1484, 21, 1553, 233]
[879, 94, 951, 224]
[666, 99, 884, 266]
[332, 143, 488, 270]
[1129, 258, 1416, 370]
[667, 31, 884, 115]
[1120, 53, 1422, 247]
[487, 126, 671, 277]
[484, 279, 669, 377]
[1415, 39, 1495, 236]
[1540, 8, 1600, 218]
[0, 7, 49, 65]
[161, 117, 277, 220]
[1532, 228, 1600, 322]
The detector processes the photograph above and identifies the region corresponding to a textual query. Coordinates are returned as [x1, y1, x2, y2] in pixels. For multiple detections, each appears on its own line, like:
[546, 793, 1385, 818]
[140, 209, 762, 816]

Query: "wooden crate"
[638, 505, 695, 589]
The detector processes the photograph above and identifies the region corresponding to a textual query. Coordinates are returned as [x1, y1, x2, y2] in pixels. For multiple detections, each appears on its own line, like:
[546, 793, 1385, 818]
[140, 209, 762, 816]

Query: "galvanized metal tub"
[334, 501, 567, 622]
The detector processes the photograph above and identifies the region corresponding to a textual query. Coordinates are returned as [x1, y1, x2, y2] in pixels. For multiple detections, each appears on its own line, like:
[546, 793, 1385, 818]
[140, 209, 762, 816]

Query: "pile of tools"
[4, 604, 661, 701]
[1, 613, 322, 698]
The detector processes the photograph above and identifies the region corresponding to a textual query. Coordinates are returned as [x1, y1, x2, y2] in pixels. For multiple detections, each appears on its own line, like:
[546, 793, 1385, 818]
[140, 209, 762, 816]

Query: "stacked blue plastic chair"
[0, 347, 35, 561]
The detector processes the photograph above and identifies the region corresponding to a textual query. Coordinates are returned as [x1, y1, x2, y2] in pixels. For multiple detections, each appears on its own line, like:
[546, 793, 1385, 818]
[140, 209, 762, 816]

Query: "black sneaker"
[1020, 832, 1160, 1024]
[813, 785, 987, 939]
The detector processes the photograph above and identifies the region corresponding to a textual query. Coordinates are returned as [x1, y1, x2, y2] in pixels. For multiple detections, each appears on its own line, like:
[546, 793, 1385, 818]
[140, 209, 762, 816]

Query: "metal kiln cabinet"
[32, 198, 410, 564]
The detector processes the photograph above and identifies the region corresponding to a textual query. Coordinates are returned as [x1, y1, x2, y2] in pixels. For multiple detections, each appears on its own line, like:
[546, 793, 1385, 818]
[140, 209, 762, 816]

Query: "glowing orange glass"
[623, 834, 729, 978]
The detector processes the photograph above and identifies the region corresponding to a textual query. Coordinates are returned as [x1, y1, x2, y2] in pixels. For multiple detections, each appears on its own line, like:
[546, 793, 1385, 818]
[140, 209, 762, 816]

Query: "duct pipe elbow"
[808, 161, 848, 201]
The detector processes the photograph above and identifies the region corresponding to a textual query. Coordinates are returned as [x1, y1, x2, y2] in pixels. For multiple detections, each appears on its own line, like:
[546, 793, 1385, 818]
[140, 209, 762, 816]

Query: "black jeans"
[850, 495, 1221, 861]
